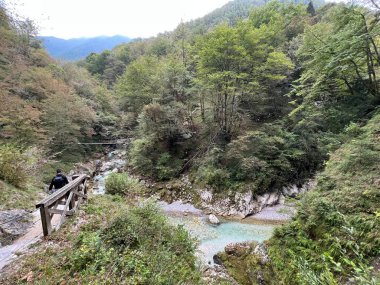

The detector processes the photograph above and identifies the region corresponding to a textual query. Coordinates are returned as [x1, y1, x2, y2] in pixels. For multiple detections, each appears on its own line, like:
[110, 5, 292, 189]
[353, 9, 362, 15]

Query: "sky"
[5, 0, 233, 39]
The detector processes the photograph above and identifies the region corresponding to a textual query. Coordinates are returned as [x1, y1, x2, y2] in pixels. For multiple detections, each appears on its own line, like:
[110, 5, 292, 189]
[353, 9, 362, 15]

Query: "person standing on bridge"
[49, 169, 69, 193]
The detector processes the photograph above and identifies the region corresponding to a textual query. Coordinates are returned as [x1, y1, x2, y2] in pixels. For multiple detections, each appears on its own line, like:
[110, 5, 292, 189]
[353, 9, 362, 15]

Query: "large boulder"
[215, 242, 271, 285]
[202, 264, 239, 285]
[208, 214, 220, 225]
[224, 241, 252, 257]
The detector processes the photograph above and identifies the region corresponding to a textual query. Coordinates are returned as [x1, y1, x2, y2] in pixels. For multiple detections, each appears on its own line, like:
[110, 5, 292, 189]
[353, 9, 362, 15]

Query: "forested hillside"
[185, 0, 324, 35]
[218, 111, 380, 284]
[85, 0, 378, 197]
[1, 0, 379, 284]
[0, 4, 123, 209]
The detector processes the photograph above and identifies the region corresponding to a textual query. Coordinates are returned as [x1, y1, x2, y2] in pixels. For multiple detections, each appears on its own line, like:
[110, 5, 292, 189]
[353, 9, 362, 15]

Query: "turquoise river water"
[167, 214, 275, 264]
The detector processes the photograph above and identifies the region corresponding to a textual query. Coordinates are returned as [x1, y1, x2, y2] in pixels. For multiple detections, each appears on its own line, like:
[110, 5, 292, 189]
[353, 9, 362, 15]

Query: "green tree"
[115, 56, 164, 114]
[42, 92, 96, 153]
[196, 19, 294, 138]
[296, 5, 379, 100]
[196, 23, 250, 139]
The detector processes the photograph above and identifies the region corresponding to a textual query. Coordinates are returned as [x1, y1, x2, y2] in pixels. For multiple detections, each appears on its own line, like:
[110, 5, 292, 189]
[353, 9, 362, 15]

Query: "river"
[165, 210, 275, 264]
[92, 149, 279, 265]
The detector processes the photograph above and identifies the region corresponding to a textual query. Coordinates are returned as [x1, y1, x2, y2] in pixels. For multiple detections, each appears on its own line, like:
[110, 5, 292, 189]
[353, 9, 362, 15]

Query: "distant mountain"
[40, 35, 132, 61]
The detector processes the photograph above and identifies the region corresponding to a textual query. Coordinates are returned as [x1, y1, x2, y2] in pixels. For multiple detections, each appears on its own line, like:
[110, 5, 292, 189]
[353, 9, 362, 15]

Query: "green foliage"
[0, 196, 202, 284]
[105, 172, 142, 195]
[128, 101, 194, 181]
[0, 180, 40, 210]
[129, 136, 184, 181]
[216, 242, 276, 285]
[69, 202, 202, 284]
[116, 56, 163, 113]
[195, 18, 294, 136]
[42, 92, 96, 153]
[156, 152, 183, 180]
[0, 144, 33, 188]
[194, 147, 231, 190]
[225, 125, 304, 193]
[196, 165, 231, 190]
[129, 137, 156, 177]
[263, 111, 380, 284]
[293, 4, 379, 115]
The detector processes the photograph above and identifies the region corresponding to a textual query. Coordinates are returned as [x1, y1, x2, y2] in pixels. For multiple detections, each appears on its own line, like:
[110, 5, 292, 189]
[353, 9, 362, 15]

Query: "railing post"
[40, 206, 52, 236]
[83, 178, 88, 199]
[69, 188, 75, 210]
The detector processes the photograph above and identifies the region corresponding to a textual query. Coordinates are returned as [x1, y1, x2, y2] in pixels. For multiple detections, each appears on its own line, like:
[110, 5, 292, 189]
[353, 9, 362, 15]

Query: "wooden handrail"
[36, 174, 89, 236]
[36, 174, 87, 208]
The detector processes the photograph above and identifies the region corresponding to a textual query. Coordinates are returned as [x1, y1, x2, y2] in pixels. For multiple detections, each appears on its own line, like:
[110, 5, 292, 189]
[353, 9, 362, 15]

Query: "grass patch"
[0, 180, 42, 210]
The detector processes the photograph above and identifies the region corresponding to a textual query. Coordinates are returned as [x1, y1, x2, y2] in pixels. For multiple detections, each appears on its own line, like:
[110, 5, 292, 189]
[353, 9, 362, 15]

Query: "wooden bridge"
[35, 174, 89, 236]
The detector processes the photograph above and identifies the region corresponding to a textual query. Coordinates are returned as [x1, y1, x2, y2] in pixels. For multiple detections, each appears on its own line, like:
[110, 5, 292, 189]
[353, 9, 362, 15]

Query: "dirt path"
[0, 211, 60, 273]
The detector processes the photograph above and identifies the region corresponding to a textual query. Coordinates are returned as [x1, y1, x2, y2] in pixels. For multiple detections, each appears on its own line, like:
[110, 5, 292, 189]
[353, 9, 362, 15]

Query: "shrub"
[70, 203, 202, 284]
[0, 144, 31, 188]
[105, 172, 141, 195]
[129, 138, 184, 181]
[156, 152, 182, 180]
[129, 137, 156, 177]
[195, 165, 230, 190]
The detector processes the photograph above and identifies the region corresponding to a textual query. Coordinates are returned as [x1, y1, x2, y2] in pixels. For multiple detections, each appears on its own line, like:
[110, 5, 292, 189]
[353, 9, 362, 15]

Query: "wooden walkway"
[0, 211, 60, 272]
[0, 174, 90, 272]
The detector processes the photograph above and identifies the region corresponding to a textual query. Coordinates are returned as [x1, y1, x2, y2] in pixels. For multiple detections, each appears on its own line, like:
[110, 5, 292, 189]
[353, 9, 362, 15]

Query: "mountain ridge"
[40, 35, 132, 61]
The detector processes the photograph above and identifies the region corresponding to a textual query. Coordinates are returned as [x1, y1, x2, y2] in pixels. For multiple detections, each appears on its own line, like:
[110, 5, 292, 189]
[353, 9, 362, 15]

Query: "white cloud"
[6, 0, 232, 39]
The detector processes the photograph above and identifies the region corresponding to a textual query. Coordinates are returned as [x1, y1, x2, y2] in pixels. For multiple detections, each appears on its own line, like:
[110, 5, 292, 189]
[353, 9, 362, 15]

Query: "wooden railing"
[36, 174, 89, 236]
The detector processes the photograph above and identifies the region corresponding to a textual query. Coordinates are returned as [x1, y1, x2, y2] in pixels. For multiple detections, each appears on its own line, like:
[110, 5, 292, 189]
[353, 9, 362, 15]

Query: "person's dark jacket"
[49, 174, 69, 191]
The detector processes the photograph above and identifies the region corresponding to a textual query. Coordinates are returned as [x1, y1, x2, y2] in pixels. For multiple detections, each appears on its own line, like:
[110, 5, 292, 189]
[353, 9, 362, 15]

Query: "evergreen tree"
[307, 1, 316, 16]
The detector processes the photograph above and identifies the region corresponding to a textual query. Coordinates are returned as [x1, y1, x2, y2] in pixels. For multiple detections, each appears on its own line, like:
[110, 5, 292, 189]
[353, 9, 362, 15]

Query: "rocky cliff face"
[198, 180, 315, 218]
[199, 190, 282, 218]
[155, 175, 315, 218]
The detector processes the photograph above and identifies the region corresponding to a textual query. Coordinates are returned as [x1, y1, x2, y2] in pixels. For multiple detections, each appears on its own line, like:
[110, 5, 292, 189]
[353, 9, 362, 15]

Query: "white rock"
[235, 190, 254, 218]
[279, 194, 286, 205]
[282, 184, 298, 197]
[267, 192, 280, 206]
[253, 243, 270, 265]
[282, 180, 316, 197]
[208, 214, 220, 225]
[200, 190, 213, 203]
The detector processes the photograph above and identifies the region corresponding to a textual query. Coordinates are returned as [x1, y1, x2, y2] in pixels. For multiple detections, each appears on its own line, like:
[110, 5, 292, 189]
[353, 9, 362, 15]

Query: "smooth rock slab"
[0, 210, 33, 246]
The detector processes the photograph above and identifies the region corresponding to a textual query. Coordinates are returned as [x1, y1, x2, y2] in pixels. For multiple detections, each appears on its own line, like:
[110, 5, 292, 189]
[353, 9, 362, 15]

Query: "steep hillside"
[268, 110, 380, 284]
[0, 4, 122, 209]
[40, 35, 132, 61]
[185, 0, 324, 34]
[219, 109, 380, 284]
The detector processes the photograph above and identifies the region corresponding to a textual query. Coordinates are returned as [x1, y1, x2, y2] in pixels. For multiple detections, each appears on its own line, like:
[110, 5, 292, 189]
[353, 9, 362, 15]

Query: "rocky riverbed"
[148, 174, 315, 219]
[0, 210, 33, 247]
